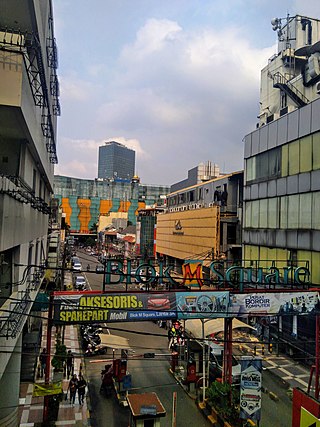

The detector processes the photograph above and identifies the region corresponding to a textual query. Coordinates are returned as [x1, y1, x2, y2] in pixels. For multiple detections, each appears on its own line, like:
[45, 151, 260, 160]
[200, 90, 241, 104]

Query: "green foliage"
[207, 381, 241, 426]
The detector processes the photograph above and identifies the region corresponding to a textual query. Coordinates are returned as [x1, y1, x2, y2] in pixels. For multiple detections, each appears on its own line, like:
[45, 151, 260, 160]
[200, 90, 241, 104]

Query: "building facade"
[0, 0, 59, 424]
[54, 175, 169, 232]
[170, 161, 221, 193]
[243, 14, 320, 357]
[167, 171, 243, 259]
[98, 141, 135, 181]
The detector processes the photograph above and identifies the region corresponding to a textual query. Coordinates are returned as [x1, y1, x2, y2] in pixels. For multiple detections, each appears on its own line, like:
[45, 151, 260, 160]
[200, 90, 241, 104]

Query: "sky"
[53, 0, 320, 186]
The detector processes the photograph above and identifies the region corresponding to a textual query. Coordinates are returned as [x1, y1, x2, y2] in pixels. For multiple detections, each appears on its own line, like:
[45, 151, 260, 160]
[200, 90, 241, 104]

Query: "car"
[74, 275, 86, 290]
[96, 264, 104, 274]
[71, 256, 82, 271]
[208, 343, 241, 385]
[147, 295, 171, 310]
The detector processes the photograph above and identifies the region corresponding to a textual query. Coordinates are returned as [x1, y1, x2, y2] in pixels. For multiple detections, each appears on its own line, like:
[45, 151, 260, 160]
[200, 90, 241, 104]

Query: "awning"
[99, 334, 133, 350]
[184, 318, 255, 339]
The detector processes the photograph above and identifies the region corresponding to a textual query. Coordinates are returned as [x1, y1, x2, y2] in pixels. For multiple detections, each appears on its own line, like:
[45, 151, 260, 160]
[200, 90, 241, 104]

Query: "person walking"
[77, 375, 87, 405]
[66, 350, 74, 379]
[39, 348, 47, 378]
[68, 374, 78, 404]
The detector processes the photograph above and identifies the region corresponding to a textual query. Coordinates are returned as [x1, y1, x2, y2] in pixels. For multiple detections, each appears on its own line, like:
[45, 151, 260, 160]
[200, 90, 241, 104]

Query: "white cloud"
[60, 74, 100, 102]
[54, 8, 296, 184]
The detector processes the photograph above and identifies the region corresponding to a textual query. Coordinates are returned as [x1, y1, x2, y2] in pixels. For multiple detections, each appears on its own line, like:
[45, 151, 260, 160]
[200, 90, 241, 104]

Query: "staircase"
[271, 72, 309, 107]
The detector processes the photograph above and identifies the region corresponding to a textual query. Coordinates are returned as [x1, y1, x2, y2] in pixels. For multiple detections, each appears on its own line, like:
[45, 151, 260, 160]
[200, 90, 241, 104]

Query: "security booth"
[127, 392, 166, 427]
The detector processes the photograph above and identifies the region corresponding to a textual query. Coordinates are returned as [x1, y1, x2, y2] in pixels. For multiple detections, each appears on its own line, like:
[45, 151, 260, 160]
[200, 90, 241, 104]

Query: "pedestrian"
[66, 350, 74, 379]
[168, 326, 177, 350]
[39, 348, 47, 378]
[78, 375, 87, 405]
[68, 374, 78, 404]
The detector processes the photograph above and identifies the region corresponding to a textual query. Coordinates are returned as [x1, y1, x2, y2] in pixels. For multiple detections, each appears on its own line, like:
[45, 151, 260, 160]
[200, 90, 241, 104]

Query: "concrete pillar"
[0, 334, 22, 426]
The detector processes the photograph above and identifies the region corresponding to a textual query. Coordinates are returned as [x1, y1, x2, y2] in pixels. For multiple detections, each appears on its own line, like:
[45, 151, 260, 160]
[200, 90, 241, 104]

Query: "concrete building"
[243, 14, 320, 357]
[98, 141, 135, 181]
[170, 161, 221, 193]
[0, 0, 60, 424]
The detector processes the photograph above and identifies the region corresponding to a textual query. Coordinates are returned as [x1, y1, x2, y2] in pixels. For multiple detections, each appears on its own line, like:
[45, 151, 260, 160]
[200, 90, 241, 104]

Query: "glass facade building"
[98, 141, 135, 180]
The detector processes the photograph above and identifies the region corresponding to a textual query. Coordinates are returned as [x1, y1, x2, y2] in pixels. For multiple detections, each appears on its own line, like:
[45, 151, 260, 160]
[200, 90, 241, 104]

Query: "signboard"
[300, 407, 320, 427]
[52, 290, 319, 324]
[176, 291, 228, 319]
[240, 357, 262, 421]
[229, 292, 319, 316]
[53, 291, 230, 324]
[104, 258, 311, 290]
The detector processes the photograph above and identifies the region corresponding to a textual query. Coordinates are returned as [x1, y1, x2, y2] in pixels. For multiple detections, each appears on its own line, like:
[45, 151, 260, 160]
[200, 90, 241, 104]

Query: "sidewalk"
[169, 335, 314, 401]
[19, 322, 90, 426]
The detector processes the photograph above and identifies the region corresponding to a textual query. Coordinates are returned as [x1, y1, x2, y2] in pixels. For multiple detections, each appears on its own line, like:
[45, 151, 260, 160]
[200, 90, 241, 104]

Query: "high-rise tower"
[98, 141, 135, 181]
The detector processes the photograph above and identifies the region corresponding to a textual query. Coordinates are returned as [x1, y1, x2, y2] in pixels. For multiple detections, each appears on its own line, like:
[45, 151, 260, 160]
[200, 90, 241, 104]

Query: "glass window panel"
[244, 202, 252, 228]
[300, 136, 312, 172]
[256, 152, 268, 180]
[312, 192, 320, 230]
[282, 144, 288, 177]
[288, 140, 299, 175]
[245, 158, 254, 182]
[280, 196, 288, 228]
[268, 198, 278, 229]
[268, 148, 281, 178]
[313, 132, 320, 171]
[299, 193, 312, 228]
[252, 200, 259, 228]
[259, 199, 268, 227]
[288, 195, 299, 228]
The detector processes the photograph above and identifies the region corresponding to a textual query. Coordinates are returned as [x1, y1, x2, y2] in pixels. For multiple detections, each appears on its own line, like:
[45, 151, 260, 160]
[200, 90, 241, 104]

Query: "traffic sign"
[300, 407, 320, 427]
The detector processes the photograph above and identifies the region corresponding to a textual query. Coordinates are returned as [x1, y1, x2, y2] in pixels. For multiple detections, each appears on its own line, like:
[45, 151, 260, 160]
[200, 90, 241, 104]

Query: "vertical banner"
[239, 356, 262, 421]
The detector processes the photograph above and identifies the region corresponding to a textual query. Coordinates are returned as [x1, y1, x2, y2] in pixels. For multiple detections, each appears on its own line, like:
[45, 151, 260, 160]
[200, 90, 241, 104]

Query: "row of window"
[246, 131, 320, 183]
[244, 191, 320, 229]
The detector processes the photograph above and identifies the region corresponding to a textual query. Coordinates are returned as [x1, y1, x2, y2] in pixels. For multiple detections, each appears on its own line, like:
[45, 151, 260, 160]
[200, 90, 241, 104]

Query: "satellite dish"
[295, 40, 320, 57]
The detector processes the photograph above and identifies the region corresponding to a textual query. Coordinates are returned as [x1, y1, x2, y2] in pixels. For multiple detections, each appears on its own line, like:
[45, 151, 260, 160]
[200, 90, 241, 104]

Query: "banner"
[176, 291, 229, 319]
[53, 291, 230, 324]
[239, 357, 262, 421]
[229, 292, 319, 316]
[52, 290, 319, 324]
[33, 381, 63, 397]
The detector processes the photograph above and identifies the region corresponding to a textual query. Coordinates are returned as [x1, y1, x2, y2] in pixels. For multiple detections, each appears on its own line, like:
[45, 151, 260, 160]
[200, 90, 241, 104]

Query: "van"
[208, 343, 241, 385]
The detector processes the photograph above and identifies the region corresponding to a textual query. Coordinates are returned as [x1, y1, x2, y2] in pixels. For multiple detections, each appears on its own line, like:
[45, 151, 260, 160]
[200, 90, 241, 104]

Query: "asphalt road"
[84, 321, 211, 427]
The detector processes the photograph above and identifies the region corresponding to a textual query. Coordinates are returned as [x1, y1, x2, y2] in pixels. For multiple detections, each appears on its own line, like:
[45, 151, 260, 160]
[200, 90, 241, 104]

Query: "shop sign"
[104, 259, 311, 290]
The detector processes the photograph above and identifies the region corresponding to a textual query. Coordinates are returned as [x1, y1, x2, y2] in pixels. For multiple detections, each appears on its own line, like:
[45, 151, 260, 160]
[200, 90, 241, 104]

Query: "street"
[77, 250, 293, 427]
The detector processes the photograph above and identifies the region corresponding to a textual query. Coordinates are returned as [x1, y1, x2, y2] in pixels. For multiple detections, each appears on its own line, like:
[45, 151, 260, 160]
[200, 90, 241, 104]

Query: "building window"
[246, 147, 281, 183]
[32, 169, 37, 194]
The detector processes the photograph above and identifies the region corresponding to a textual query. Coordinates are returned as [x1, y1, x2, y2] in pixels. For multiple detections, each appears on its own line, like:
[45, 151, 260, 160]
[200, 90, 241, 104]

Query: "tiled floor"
[19, 322, 90, 426]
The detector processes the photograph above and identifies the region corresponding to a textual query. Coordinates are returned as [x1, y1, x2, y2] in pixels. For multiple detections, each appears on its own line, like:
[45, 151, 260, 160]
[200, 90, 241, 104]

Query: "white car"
[74, 275, 86, 290]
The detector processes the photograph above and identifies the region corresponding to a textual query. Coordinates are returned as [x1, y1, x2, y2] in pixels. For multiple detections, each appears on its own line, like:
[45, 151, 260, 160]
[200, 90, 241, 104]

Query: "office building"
[98, 141, 135, 181]
[0, 0, 60, 424]
[243, 15, 320, 356]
